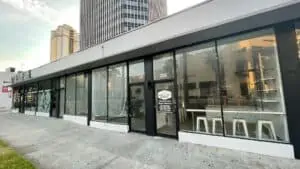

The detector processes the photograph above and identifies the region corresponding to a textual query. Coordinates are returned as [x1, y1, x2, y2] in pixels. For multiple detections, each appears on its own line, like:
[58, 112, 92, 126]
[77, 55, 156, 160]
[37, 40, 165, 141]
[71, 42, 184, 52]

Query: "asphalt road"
[0, 112, 299, 169]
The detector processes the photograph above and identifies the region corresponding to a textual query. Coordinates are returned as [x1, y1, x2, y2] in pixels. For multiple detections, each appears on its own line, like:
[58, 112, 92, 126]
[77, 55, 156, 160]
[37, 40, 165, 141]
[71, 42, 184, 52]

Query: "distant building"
[50, 24, 80, 62]
[0, 68, 15, 111]
[80, 0, 167, 50]
[149, 0, 168, 22]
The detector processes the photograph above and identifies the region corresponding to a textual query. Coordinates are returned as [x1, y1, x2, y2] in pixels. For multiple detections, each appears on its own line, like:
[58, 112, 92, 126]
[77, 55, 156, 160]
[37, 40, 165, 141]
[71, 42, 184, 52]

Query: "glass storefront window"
[295, 22, 300, 59]
[24, 84, 38, 112]
[92, 67, 108, 121]
[153, 53, 174, 80]
[65, 75, 76, 115]
[76, 73, 88, 116]
[217, 29, 288, 142]
[59, 77, 65, 117]
[129, 60, 145, 83]
[176, 42, 222, 134]
[108, 63, 128, 124]
[37, 80, 51, 113]
[12, 88, 21, 111]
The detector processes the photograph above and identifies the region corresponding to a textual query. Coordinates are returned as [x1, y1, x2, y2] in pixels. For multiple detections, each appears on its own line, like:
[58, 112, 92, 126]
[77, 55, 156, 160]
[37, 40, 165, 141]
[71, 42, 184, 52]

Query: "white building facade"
[11, 0, 300, 160]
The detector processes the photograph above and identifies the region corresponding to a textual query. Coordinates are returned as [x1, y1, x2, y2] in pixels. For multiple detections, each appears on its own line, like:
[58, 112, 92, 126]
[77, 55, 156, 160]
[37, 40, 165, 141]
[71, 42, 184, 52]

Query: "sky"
[0, 0, 206, 71]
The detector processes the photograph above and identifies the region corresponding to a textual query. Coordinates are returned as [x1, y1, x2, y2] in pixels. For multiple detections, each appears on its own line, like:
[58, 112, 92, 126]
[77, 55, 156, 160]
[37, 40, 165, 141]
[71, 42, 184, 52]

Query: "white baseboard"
[25, 111, 35, 116]
[90, 121, 129, 133]
[63, 115, 87, 126]
[36, 112, 49, 117]
[11, 109, 18, 113]
[178, 131, 294, 159]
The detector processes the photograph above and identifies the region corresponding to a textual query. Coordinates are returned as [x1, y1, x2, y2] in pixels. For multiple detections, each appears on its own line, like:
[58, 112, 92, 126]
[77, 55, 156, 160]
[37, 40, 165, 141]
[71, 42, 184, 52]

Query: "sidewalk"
[0, 112, 299, 169]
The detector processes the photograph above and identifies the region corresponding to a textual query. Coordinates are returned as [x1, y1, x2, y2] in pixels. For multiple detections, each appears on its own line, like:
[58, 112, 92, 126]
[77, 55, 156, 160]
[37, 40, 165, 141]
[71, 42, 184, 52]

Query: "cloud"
[0, 0, 58, 26]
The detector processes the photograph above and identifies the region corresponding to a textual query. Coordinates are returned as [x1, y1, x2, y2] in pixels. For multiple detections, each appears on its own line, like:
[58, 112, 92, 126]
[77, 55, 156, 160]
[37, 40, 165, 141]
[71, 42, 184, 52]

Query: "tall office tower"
[149, 0, 167, 22]
[50, 24, 80, 62]
[80, 0, 167, 50]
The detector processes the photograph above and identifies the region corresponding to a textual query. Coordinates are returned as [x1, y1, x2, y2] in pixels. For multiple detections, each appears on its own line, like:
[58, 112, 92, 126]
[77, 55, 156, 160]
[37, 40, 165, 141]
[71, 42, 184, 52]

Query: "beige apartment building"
[50, 24, 79, 62]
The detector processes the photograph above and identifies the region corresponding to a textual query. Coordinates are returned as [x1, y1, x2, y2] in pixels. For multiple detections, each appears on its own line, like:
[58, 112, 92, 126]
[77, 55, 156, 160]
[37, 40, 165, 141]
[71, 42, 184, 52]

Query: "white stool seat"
[196, 117, 209, 133]
[212, 118, 223, 135]
[257, 120, 277, 140]
[233, 119, 249, 138]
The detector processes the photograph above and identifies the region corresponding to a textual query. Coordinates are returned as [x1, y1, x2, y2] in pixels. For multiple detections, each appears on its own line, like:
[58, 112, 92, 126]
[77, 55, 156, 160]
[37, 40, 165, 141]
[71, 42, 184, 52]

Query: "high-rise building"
[80, 0, 167, 50]
[50, 24, 80, 62]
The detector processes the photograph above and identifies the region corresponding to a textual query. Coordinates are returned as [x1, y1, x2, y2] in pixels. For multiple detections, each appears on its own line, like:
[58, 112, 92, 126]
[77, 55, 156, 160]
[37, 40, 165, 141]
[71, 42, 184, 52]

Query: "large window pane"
[176, 42, 222, 135]
[129, 60, 145, 83]
[92, 68, 107, 121]
[65, 75, 76, 115]
[108, 63, 128, 124]
[217, 29, 289, 142]
[76, 73, 88, 116]
[24, 84, 38, 112]
[59, 77, 65, 117]
[12, 88, 21, 111]
[153, 53, 174, 80]
[295, 22, 300, 59]
[37, 80, 51, 114]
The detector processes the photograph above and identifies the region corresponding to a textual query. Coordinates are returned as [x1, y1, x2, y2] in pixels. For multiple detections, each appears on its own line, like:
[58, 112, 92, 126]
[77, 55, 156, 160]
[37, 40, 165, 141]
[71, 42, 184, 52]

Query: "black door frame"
[152, 79, 178, 138]
[134, 52, 179, 138]
[50, 78, 60, 118]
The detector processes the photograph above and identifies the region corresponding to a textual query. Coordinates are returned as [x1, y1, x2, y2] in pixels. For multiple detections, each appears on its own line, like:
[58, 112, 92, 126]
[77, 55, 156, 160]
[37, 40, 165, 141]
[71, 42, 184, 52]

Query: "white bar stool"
[212, 118, 223, 135]
[257, 120, 277, 140]
[233, 119, 249, 137]
[196, 117, 209, 133]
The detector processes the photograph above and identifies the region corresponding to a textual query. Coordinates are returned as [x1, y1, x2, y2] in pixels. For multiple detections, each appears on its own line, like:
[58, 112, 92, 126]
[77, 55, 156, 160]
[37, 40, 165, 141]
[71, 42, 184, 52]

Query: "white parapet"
[25, 111, 35, 116]
[178, 131, 295, 159]
[90, 121, 129, 133]
[63, 115, 87, 126]
[36, 112, 49, 117]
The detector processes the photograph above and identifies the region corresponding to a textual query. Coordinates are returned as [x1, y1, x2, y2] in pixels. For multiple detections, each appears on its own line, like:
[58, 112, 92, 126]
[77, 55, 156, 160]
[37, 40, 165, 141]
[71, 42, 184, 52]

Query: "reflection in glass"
[92, 68, 107, 121]
[65, 75, 76, 115]
[12, 88, 21, 111]
[108, 63, 128, 124]
[59, 77, 65, 117]
[37, 81, 51, 114]
[76, 73, 88, 116]
[129, 60, 145, 83]
[153, 53, 174, 80]
[129, 85, 146, 132]
[24, 84, 38, 112]
[176, 43, 222, 134]
[295, 22, 300, 59]
[217, 29, 288, 142]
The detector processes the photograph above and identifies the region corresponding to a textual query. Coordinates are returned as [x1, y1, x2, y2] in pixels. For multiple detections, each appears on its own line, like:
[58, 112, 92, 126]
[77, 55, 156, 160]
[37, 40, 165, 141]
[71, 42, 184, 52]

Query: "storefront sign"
[157, 90, 173, 112]
[2, 86, 9, 93]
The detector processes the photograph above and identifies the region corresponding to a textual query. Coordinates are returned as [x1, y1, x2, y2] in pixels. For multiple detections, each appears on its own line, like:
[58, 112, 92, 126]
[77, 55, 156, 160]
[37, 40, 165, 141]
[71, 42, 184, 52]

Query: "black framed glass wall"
[12, 88, 21, 111]
[91, 62, 128, 125]
[128, 60, 146, 132]
[92, 67, 107, 121]
[59, 77, 65, 118]
[176, 28, 289, 143]
[37, 80, 51, 114]
[176, 43, 222, 134]
[108, 63, 128, 124]
[295, 22, 300, 59]
[76, 73, 88, 116]
[65, 75, 76, 115]
[218, 29, 288, 142]
[24, 83, 38, 112]
[65, 73, 88, 116]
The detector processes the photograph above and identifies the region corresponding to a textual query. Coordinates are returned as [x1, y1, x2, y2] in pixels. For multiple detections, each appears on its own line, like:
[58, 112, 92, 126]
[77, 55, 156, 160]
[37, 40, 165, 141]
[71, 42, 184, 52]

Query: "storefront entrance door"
[154, 81, 177, 137]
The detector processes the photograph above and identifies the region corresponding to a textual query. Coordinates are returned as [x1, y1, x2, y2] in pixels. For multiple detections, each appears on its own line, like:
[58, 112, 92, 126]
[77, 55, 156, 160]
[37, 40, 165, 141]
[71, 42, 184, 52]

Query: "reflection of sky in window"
[129, 60, 144, 82]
